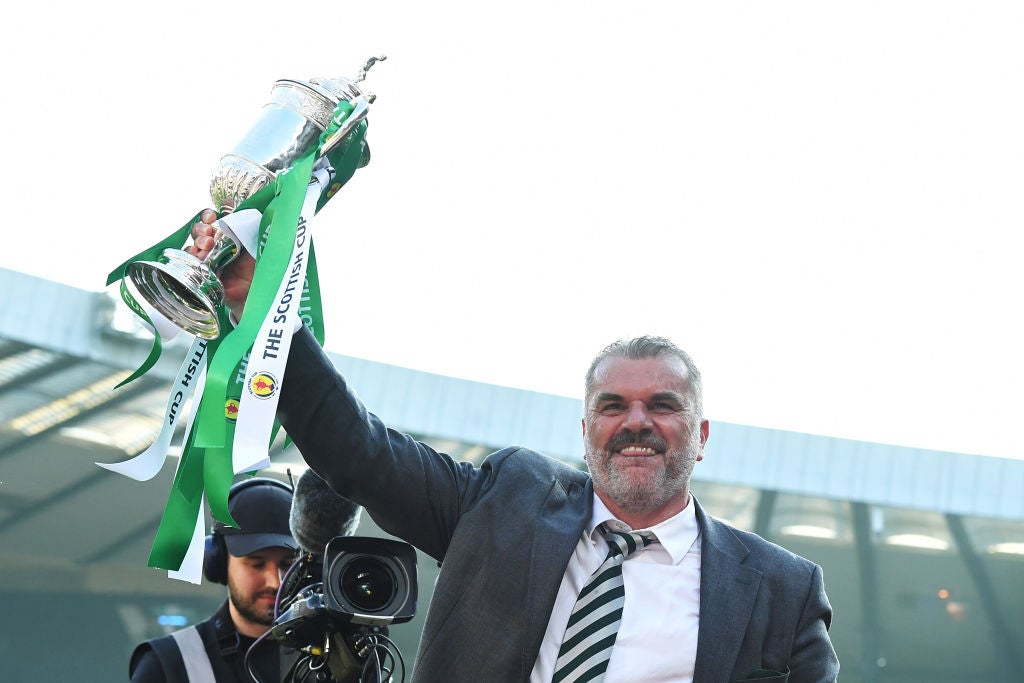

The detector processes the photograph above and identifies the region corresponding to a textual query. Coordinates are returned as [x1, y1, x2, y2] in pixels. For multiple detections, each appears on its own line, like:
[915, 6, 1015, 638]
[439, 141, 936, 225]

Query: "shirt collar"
[588, 493, 701, 566]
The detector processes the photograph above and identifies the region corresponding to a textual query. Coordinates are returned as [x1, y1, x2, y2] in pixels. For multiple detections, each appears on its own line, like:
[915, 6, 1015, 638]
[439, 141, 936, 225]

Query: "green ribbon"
[199, 155, 317, 535]
[105, 100, 369, 570]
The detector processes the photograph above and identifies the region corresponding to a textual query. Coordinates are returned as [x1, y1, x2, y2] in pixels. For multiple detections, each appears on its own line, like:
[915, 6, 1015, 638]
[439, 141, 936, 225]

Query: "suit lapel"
[516, 488, 763, 680]
[521, 473, 591, 677]
[693, 501, 763, 683]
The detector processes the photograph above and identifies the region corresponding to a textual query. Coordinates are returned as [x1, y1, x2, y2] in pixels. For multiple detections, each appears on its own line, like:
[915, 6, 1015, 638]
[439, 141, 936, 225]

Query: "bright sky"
[3, 2, 1022, 460]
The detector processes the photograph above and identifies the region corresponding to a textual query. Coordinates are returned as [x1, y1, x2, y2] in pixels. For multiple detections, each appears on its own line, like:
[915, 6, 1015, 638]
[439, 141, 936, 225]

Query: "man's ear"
[698, 419, 710, 460]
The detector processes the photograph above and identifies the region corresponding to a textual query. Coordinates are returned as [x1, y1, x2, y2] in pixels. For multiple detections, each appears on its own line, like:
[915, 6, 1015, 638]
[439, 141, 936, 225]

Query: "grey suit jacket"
[279, 329, 839, 682]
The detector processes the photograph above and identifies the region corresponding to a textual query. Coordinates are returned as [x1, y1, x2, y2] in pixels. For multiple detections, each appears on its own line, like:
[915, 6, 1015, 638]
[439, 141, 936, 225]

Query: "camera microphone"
[289, 469, 362, 554]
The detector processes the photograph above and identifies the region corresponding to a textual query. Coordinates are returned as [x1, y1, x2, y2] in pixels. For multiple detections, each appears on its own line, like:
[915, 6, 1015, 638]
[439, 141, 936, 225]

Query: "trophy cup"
[128, 57, 384, 340]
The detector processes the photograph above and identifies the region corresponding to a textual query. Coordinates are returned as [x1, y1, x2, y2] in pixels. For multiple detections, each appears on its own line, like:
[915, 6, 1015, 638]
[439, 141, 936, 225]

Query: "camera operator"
[130, 478, 299, 683]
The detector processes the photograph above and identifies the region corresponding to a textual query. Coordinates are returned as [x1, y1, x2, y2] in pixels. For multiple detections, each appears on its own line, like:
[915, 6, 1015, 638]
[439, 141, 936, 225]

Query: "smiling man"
[186, 219, 840, 682]
[130, 478, 297, 683]
[274, 333, 838, 683]
[582, 341, 709, 529]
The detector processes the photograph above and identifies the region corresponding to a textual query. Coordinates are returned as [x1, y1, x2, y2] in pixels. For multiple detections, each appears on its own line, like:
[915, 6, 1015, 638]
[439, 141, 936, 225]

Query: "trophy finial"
[357, 55, 387, 83]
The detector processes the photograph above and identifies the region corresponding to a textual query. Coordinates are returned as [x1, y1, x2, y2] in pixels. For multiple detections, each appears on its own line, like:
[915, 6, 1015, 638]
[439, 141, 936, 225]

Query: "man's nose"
[265, 563, 285, 589]
[622, 401, 653, 430]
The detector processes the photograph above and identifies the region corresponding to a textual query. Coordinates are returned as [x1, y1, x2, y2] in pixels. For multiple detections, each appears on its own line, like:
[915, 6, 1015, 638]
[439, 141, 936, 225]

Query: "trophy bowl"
[129, 60, 382, 339]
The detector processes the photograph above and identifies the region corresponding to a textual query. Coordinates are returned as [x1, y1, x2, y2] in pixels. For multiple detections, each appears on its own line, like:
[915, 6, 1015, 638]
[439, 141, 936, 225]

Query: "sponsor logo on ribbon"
[247, 372, 278, 399]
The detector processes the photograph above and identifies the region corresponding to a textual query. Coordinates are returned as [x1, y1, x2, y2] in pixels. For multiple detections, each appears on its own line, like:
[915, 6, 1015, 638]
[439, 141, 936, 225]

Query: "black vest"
[129, 601, 288, 682]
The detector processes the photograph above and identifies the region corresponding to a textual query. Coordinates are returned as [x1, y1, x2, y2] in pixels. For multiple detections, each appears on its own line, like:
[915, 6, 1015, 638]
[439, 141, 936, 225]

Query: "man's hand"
[186, 209, 255, 319]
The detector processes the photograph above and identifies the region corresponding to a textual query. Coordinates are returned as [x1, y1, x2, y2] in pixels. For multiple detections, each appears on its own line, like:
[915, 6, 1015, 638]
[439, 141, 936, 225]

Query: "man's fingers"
[194, 234, 215, 252]
[191, 224, 216, 240]
[188, 209, 220, 257]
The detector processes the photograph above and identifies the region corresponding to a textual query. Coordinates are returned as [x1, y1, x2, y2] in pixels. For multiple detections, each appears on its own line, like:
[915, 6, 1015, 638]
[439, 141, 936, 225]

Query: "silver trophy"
[129, 57, 385, 340]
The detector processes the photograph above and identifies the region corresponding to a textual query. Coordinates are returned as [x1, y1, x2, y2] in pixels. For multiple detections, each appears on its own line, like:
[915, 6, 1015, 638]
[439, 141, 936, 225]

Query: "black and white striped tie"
[552, 524, 656, 682]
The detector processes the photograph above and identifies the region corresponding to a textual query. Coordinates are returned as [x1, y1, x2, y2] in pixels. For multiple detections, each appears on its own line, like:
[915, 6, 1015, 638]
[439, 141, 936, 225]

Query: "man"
[189, 214, 839, 681]
[130, 477, 298, 682]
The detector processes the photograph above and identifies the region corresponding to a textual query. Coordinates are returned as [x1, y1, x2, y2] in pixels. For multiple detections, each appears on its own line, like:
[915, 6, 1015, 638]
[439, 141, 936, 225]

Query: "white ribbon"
[96, 337, 208, 480]
[214, 208, 263, 258]
[147, 306, 184, 342]
[232, 166, 331, 473]
[168, 496, 208, 584]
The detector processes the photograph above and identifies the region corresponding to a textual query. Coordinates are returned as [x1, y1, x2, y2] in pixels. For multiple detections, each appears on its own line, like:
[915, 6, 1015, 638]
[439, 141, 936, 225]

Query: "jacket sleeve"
[277, 327, 481, 561]
[787, 563, 840, 683]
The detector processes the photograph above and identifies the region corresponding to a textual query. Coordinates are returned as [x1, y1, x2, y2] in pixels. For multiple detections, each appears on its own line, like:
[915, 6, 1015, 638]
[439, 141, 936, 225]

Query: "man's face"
[583, 354, 709, 526]
[226, 546, 295, 637]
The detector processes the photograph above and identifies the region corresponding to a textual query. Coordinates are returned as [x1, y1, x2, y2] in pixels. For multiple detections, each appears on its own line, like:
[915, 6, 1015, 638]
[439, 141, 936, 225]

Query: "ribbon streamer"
[96, 337, 207, 481]
[100, 100, 369, 575]
[233, 165, 332, 474]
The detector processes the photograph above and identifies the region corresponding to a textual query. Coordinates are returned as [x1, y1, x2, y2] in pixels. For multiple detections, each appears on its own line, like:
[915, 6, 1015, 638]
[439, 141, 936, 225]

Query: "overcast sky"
[3, 1, 1022, 461]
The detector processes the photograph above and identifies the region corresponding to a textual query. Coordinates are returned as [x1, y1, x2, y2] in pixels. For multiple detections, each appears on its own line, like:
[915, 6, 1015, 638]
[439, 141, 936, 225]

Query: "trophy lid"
[309, 77, 365, 103]
[277, 56, 386, 107]
[273, 77, 362, 107]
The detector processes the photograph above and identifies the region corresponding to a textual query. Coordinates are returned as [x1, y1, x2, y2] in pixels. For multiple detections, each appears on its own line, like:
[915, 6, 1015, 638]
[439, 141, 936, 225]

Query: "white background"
[3, 1, 1022, 460]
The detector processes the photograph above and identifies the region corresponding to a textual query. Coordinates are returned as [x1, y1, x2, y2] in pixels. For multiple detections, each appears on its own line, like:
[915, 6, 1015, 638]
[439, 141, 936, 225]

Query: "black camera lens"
[338, 556, 396, 612]
[323, 538, 417, 624]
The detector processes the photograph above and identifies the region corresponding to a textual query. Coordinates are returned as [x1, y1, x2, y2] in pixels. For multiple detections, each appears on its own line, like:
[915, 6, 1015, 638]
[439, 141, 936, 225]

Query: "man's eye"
[599, 403, 625, 413]
[651, 402, 678, 412]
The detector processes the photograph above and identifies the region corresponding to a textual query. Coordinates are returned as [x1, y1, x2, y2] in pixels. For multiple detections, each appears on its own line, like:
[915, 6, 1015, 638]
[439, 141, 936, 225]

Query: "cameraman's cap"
[214, 480, 298, 557]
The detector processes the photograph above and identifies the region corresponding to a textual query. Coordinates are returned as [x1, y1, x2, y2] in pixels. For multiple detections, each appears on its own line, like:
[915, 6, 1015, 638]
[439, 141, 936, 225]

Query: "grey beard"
[604, 454, 686, 511]
[586, 441, 696, 514]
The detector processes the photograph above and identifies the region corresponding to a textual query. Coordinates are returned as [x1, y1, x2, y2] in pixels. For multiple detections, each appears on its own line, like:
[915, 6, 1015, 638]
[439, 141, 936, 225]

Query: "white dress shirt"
[530, 495, 702, 682]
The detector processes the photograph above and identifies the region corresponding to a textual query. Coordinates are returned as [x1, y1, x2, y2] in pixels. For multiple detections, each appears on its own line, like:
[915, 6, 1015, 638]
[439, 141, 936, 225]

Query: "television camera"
[267, 535, 418, 683]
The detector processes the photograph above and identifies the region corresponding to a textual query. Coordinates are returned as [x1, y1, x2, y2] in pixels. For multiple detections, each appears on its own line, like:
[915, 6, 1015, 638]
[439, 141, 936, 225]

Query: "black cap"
[214, 479, 298, 557]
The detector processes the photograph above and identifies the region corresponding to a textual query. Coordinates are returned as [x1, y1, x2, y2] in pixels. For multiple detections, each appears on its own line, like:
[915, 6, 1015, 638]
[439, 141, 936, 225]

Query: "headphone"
[203, 477, 293, 585]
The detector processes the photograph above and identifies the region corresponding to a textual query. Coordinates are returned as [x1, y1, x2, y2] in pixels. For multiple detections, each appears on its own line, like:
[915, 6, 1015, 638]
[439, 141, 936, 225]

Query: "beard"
[228, 578, 276, 628]
[585, 430, 699, 514]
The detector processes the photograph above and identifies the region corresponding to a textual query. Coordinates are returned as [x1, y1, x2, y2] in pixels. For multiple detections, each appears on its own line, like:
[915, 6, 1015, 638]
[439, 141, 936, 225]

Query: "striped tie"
[552, 524, 656, 682]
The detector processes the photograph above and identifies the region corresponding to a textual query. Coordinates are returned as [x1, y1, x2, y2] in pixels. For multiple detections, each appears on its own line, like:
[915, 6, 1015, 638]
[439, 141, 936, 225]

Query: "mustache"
[605, 431, 668, 454]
